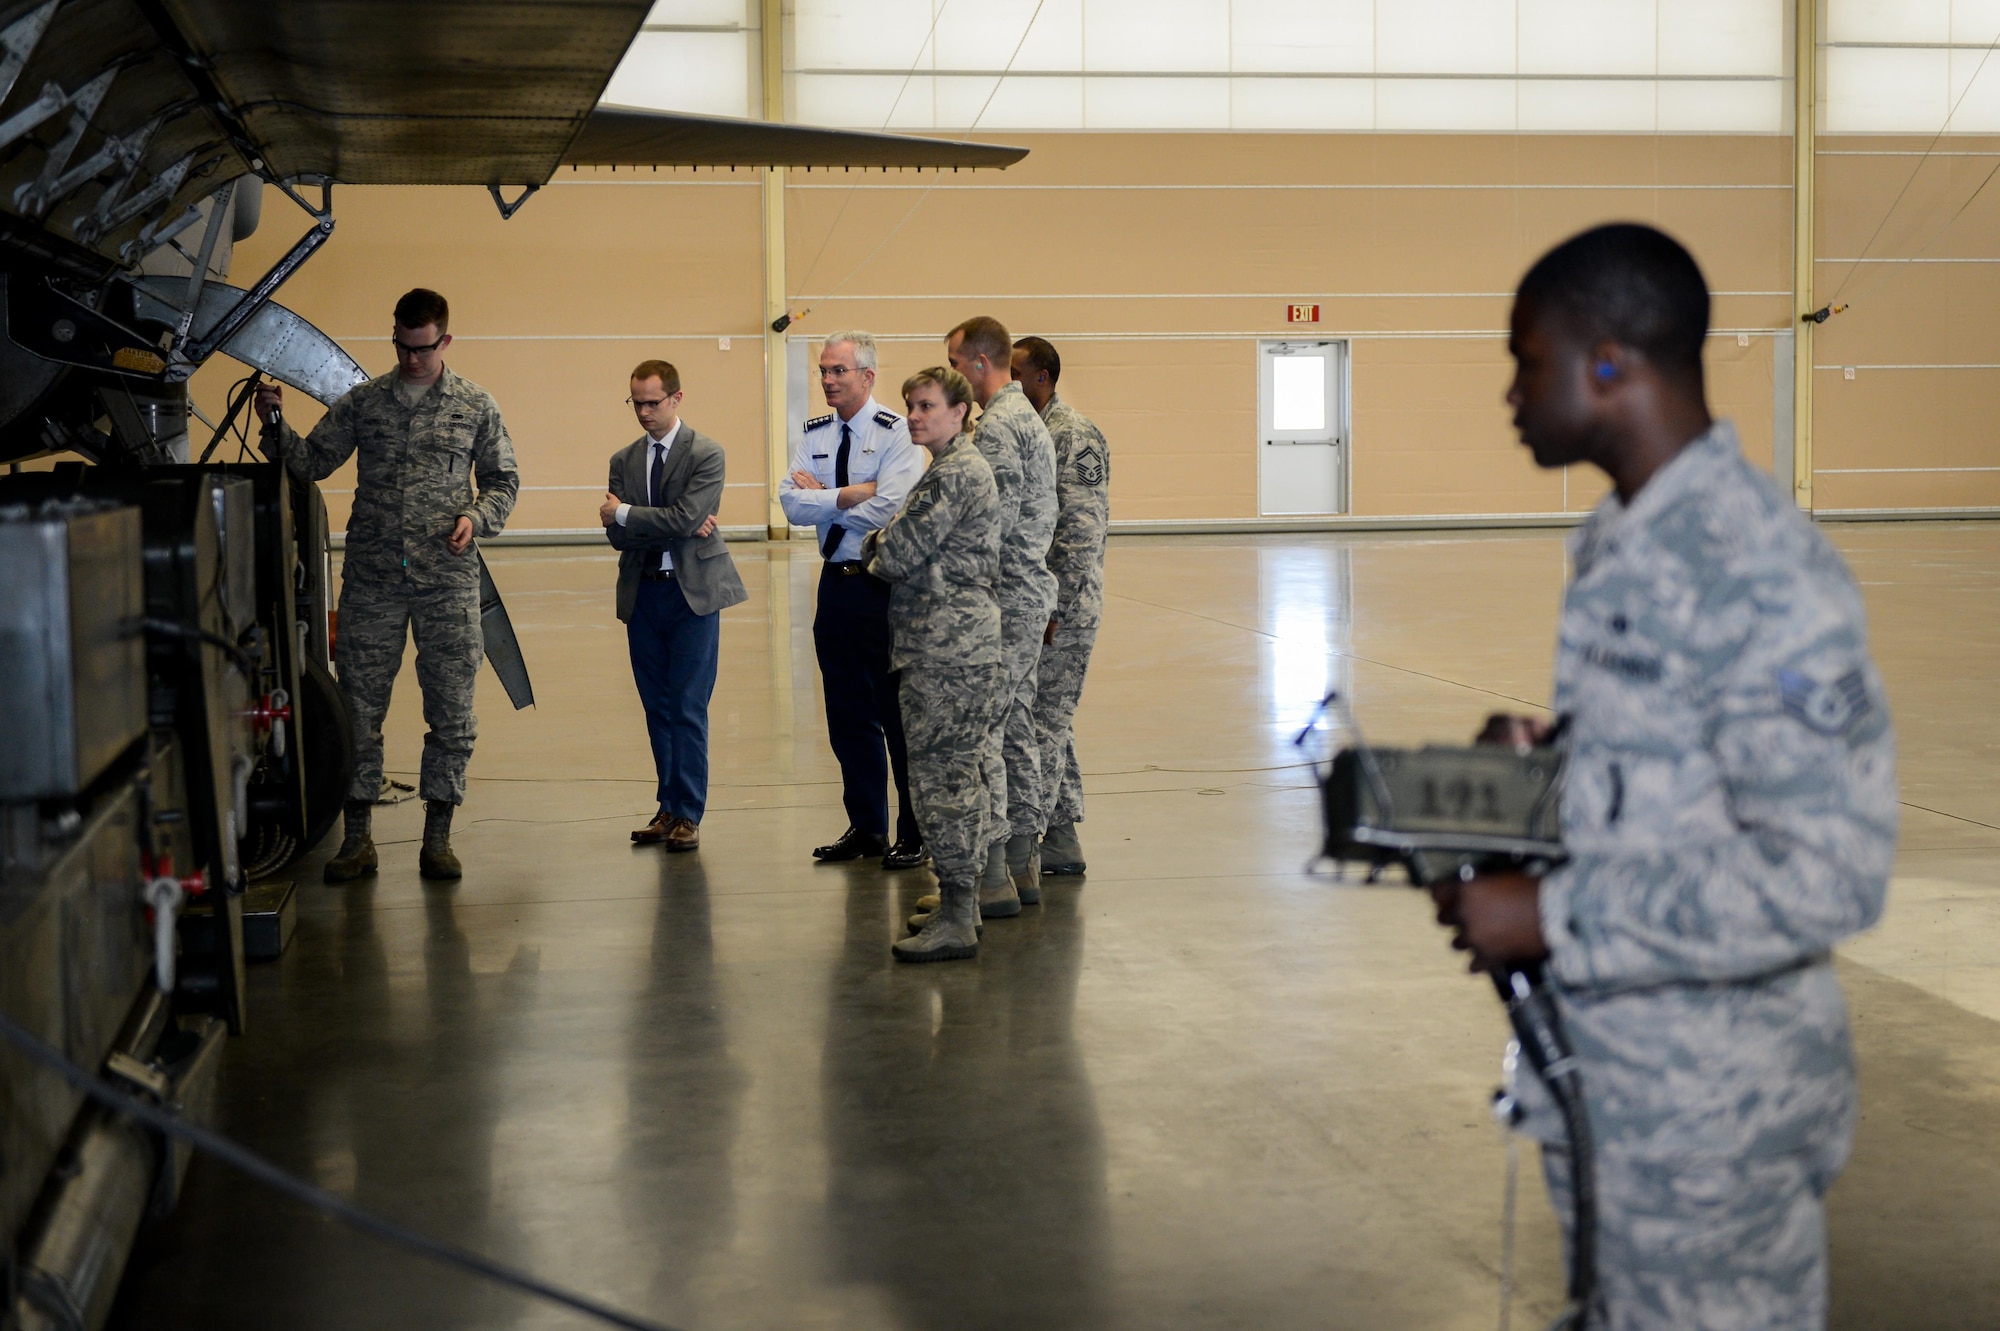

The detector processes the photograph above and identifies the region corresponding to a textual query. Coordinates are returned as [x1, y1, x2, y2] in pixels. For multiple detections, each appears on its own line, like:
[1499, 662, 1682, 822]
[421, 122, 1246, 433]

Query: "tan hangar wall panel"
[208, 135, 1818, 532]
[201, 173, 769, 535]
[786, 132, 1790, 521]
[1813, 134, 2000, 513]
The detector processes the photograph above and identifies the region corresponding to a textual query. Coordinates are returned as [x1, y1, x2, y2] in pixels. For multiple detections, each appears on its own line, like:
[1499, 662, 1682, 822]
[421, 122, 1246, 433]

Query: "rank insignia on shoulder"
[1779, 668, 1873, 736]
[873, 409, 902, 428]
[1074, 446, 1106, 487]
[805, 413, 835, 431]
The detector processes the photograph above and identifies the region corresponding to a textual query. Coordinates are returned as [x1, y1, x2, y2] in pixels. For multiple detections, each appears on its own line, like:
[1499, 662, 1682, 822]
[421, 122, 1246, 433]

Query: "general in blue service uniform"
[780, 344, 928, 863]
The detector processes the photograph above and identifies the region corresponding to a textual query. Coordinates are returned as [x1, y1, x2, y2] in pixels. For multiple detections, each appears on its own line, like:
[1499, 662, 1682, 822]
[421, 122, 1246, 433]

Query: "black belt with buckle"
[828, 561, 867, 577]
[640, 567, 675, 581]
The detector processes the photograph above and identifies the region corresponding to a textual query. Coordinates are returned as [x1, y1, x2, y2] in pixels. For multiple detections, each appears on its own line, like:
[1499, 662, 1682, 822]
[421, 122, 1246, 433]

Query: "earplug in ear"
[1594, 361, 1616, 382]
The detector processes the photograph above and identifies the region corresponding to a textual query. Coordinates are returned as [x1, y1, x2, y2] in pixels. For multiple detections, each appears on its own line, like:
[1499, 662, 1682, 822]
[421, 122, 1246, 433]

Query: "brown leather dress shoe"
[632, 812, 672, 844]
[664, 817, 700, 852]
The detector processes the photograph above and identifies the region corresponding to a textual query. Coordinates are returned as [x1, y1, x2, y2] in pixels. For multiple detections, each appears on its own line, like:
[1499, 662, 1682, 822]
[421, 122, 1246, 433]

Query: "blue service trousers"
[627, 576, 721, 822]
[812, 564, 917, 842]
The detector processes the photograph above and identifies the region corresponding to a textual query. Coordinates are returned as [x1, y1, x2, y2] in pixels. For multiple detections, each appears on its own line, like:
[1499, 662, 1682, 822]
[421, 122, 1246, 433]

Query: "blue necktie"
[651, 442, 670, 571]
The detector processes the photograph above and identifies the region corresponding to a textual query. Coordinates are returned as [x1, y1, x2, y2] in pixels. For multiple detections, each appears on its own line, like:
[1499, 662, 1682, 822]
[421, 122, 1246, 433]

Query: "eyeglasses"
[392, 334, 447, 356]
[819, 365, 857, 379]
[626, 396, 677, 409]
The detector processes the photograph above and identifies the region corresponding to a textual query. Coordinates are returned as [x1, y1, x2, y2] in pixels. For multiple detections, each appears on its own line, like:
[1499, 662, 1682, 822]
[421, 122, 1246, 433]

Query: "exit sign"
[1287, 303, 1320, 324]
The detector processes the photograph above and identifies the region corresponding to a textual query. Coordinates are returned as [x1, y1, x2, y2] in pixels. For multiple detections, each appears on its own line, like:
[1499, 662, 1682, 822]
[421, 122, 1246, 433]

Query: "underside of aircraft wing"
[565, 106, 1029, 172]
[159, 0, 654, 186]
[0, 0, 1028, 276]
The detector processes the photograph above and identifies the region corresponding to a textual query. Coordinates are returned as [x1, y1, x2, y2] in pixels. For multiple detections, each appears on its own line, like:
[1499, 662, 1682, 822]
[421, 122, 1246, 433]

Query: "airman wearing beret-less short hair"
[946, 315, 1058, 918]
[258, 287, 519, 883]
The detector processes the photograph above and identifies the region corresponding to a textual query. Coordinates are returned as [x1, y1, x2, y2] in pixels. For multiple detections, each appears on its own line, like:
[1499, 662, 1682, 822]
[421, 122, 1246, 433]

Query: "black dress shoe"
[813, 827, 886, 862]
[882, 837, 930, 871]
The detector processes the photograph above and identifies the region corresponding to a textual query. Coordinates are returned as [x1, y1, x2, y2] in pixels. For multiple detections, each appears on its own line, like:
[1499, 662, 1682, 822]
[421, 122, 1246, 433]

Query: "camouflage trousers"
[337, 575, 483, 807]
[901, 663, 1008, 886]
[1033, 623, 1097, 829]
[988, 614, 1045, 843]
[1541, 1144, 1835, 1330]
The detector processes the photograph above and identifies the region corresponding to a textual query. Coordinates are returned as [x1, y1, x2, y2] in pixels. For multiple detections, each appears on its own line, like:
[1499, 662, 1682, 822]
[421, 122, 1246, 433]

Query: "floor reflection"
[1259, 545, 1352, 729]
[820, 882, 1108, 1330]
[116, 529, 2000, 1328]
[618, 855, 746, 1324]
[115, 884, 540, 1329]
[393, 891, 532, 1330]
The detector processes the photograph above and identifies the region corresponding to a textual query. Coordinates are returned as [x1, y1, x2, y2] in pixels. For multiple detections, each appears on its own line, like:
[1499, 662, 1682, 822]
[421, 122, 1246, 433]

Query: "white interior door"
[1258, 340, 1347, 516]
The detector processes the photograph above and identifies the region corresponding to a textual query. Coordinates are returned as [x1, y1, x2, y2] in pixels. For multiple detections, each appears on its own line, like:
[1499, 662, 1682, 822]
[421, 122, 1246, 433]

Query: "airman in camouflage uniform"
[260, 290, 519, 883]
[1439, 227, 1896, 1330]
[1515, 418, 1896, 1328]
[1012, 337, 1110, 876]
[947, 317, 1057, 916]
[864, 368, 1004, 964]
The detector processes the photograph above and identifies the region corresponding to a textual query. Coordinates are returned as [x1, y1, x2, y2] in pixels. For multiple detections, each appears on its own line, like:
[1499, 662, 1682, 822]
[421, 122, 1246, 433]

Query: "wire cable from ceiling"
[1827, 21, 2000, 310]
[791, 0, 1049, 325]
[789, 0, 957, 304]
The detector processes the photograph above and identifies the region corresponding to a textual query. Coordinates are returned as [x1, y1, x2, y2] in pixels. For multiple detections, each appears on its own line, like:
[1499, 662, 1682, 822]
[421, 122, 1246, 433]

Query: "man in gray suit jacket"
[598, 359, 749, 851]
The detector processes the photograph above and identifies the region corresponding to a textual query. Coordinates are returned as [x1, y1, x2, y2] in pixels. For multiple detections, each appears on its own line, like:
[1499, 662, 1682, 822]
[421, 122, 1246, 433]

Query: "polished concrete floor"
[113, 526, 2000, 1330]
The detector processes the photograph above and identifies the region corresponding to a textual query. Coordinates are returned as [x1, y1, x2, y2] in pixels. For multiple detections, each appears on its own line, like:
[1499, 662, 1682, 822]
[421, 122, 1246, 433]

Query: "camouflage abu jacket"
[970, 381, 1058, 623]
[1040, 391, 1109, 628]
[273, 366, 520, 591]
[867, 435, 1002, 671]
[1516, 420, 1897, 1164]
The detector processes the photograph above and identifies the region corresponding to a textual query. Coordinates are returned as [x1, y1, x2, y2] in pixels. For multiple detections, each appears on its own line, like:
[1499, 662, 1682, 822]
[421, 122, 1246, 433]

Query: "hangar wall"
[779, 132, 1789, 525]
[1812, 133, 2000, 514]
[198, 179, 770, 537]
[206, 129, 1996, 537]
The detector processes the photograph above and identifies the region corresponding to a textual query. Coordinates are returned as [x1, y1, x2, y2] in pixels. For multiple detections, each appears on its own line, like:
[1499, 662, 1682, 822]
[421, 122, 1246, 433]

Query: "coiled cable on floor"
[0, 1010, 680, 1331]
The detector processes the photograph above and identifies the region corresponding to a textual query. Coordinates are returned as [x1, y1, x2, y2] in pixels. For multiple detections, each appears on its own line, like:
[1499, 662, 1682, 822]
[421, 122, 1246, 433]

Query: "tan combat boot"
[418, 800, 462, 880]
[1006, 832, 1042, 905]
[323, 801, 378, 884]
[977, 838, 1020, 919]
[908, 875, 984, 936]
[893, 884, 979, 963]
[1040, 821, 1086, 875]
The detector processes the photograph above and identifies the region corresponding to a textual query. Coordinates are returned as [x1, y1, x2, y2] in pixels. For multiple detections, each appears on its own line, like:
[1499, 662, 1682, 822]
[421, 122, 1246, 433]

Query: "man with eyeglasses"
[257, 287, 519, 883]
[600, 359, 746, 852]
[779, 331, 928, 870]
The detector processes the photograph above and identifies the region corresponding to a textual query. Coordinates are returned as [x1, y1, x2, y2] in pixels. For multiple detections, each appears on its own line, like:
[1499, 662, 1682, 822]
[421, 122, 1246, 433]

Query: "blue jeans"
[628, 577, 721, 821]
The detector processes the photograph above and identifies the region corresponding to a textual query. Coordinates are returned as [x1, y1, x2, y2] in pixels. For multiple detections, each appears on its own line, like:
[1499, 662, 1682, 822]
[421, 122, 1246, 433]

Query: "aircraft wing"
[160, 0, 655, 186]
[566, 106, 1028, 172]
[0, 0, 1027, 273]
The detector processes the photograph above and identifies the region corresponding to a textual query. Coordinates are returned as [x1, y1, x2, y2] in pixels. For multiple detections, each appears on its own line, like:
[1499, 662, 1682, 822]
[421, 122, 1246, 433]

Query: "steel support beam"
[760, 0, 790, 542]
[1792, 0, 1816, 510]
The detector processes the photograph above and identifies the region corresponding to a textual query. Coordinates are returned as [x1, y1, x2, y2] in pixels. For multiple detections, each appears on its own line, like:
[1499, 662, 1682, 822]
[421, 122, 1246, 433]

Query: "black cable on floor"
[0, 1011, 679, 1331]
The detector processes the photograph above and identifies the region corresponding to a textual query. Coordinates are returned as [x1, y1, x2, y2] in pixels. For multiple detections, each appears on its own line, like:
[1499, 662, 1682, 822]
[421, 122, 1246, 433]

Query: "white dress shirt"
[777, 397, 924, 562]
[616, 420, 682, 572]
